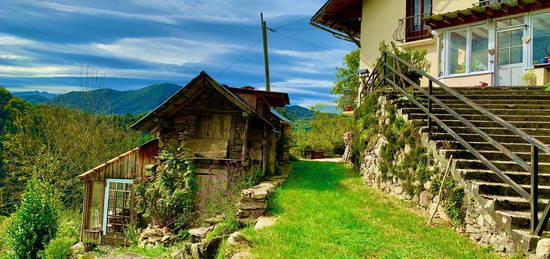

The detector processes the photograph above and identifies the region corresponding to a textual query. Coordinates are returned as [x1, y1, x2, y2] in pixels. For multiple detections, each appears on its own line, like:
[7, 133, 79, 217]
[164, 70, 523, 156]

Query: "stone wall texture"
[358, 96, 518, 254]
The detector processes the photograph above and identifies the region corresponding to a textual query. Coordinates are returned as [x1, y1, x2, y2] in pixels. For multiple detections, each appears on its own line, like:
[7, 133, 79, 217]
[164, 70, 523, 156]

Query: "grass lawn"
[243, 161, 503, 259]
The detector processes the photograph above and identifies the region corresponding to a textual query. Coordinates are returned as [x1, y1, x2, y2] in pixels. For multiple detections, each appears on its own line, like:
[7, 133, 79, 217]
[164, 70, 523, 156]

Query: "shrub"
[134, 143, 196, 230]
[40, 237, 74, 259]
[7, 179, 61, 259]
[522, 71, 537, 86]
[40, 210, 80, 259]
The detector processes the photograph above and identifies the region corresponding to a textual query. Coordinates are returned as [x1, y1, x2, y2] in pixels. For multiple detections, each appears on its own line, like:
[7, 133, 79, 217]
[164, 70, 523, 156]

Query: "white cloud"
[272, 49, 348, 75]
[33, 1, 251, 24]
[7, 84, 83, 94]
[0, 64, 192, 79]
[272, 78, 334, 89]
[0, 35, 33, 45]
[92, 37, 239, 65]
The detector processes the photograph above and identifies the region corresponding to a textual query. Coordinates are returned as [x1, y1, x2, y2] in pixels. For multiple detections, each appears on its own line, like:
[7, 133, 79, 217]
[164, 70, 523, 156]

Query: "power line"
[216, 39, 261, 77]
[273, 30, 329, 49]
[273, 18, 307, 30]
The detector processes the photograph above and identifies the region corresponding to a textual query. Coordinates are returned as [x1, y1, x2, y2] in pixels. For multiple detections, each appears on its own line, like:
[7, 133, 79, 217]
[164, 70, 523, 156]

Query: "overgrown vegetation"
[332, 49, 360, 110]
[290, 108, 353, 159]
[377, 103, 464, 223]
[134, 142, 197, 230]
[0, 87, 151, 257]
[200, 157, 264, 224]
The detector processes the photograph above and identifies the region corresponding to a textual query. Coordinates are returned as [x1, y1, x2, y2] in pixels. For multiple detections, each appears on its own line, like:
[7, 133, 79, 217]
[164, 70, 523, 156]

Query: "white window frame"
[438, 11, 550, 80]
[102, 178, 133, 235]
[528, 10, 550, 69]
[441, 23, 492, 77]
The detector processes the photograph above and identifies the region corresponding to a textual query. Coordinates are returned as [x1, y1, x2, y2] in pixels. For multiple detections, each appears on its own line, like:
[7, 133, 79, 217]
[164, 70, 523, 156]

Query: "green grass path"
[244, 161, 501, 259]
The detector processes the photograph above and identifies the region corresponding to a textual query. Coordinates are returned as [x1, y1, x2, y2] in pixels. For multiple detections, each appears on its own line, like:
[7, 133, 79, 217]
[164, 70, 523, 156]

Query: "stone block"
[254, 216, 278, 229]
[238, 201, 268, 210]
[537, 239, 550, 259]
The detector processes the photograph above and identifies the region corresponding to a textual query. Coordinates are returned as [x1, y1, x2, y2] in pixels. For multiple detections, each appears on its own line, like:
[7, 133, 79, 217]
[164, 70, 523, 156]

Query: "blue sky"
[0, 0, 356, 108]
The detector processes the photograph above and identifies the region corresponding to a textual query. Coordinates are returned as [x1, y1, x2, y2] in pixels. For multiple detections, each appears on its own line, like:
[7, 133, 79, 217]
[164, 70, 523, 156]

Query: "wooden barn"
[78, 72, 290, 244]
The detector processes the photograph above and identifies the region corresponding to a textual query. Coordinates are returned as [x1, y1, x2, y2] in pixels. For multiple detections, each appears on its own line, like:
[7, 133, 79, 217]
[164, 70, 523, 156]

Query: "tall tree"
[332, 49, 360, 110]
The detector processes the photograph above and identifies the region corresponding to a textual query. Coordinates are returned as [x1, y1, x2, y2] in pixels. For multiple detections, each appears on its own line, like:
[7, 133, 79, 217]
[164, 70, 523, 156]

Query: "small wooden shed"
[78, 72, 290, 244]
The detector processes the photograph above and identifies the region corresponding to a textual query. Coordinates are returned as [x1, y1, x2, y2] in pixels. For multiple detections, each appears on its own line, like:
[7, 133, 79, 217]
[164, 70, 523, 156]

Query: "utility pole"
[260, 13, 271, 92]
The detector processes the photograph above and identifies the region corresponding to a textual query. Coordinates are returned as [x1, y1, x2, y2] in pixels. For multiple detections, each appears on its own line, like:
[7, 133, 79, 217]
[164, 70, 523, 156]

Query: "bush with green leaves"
[134, 143, 196, 230]
[7, 179, 61, 259]
[39, 210, 80, 259]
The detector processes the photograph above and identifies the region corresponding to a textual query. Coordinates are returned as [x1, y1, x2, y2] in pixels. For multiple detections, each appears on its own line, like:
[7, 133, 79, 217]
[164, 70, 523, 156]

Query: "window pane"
[496, 17, 524, 28]
[496, 19, 511, 28]
[471, 27, 489, 72]
[511, 17, 524, 26]
[88, 182, 103, 230]
[511, 46, 523, 64]
[450, 30, 467, 74]
[498, 31, 510, 48]
[510, 29, 523, 46]
[533, 13, 550, 65]
[498, 49, 510, 66]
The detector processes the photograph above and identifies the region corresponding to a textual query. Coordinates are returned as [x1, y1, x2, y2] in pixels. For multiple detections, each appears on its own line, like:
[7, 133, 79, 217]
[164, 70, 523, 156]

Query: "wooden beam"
[242, 113, 249, 161]
[456, 12, 467, 22]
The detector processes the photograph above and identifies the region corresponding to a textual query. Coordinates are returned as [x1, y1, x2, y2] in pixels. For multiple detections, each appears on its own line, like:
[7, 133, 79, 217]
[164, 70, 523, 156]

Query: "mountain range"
[11, 84, 315, 120]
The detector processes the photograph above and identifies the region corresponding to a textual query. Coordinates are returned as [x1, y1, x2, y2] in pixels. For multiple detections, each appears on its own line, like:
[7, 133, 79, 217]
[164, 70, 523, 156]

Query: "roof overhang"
[131, 72, 273, 132]
[310, 0, 362, 46]
[227, 87, 290, 107]
[426, 0, 550, 30]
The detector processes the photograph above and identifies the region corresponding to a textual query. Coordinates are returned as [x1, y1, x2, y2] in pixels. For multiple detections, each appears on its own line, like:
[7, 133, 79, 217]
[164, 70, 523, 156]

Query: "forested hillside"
[0, 87, 154, 257]
[44, 83, 181, 114]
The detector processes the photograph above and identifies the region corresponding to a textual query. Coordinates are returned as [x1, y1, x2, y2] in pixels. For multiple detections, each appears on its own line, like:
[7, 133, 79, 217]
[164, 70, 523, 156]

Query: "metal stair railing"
[364, 50, 550, 236]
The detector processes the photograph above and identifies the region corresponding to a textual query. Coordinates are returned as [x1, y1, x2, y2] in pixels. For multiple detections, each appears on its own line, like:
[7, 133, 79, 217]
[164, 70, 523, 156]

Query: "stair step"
[430, 132, 550, 144]
[400, 103, 550, 110]
[414, 99, 550, 105]
[407, 113, 550, 122]
[423, 94, 550, 100]
[443, 149, 550, 163]
[402, 107, 550, 116]
[482, 194, 550, 212]
[435, 141, 533, 152]
[459, 169, 550, 186]
[412, 119, 550, 129]
[420, 126, 550, 136]
[456, 159, 550, 173]
[473, 181, 550, 198]
[495, 210, 550, 231]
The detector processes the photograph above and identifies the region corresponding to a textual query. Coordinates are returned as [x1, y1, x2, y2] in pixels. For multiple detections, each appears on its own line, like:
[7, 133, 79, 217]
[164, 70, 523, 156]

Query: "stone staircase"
[392, 86, 550, 251]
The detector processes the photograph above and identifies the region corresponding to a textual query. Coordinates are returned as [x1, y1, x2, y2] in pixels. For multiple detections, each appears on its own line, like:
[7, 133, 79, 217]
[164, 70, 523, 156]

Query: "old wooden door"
[198, 114, 232, 139]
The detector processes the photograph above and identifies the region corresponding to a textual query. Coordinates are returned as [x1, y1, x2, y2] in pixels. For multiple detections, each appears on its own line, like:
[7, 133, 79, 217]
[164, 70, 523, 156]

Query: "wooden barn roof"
[226, 87, 290, 107]
[131, 72, 273, 132]
[426, 0, 550, 30]
[311, 0, 362, 39]
[78, 139, 159, 180]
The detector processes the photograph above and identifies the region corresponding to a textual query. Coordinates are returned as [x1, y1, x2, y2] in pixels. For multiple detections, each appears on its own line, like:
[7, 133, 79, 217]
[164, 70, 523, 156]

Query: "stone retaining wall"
[236, 169, 290, 225]
[358, 96, 517, 253]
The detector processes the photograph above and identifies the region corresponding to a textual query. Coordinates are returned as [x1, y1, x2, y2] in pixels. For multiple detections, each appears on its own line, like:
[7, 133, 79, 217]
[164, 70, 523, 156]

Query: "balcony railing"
[394, 14, 434, 43]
